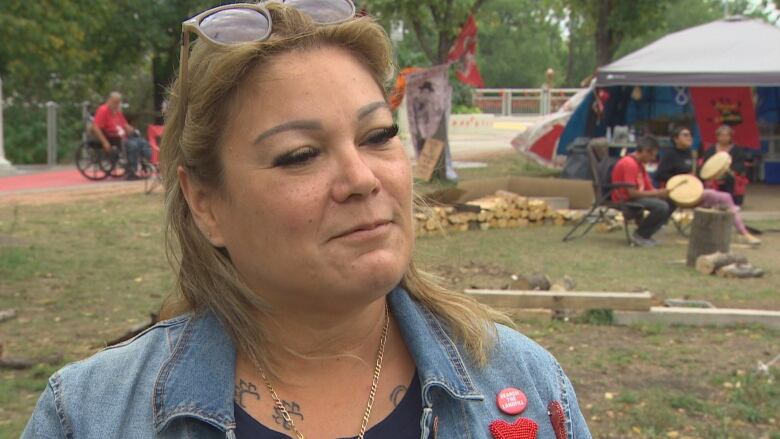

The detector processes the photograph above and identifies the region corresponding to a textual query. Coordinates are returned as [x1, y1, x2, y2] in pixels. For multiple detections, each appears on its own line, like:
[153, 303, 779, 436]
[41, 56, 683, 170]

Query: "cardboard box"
[426, 176, 594, 209]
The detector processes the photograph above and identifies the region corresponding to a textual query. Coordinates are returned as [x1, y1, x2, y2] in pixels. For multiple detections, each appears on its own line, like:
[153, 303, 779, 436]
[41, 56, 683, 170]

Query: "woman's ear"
[178, 165, 226, 247]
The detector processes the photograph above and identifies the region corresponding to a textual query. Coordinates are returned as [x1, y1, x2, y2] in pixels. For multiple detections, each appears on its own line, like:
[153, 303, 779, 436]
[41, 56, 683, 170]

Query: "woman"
[656, 126, 760, 245]
[23, 2, 590, 438]
[700, 125, 751, 206]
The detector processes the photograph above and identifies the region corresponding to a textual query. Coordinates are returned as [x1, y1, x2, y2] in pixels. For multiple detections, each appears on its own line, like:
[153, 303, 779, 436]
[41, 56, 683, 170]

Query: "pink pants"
[699, 189, 747, 234]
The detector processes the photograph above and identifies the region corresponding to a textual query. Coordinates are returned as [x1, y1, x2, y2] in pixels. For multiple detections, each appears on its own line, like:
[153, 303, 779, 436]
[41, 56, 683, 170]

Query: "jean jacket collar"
[152, 287, 484, 433]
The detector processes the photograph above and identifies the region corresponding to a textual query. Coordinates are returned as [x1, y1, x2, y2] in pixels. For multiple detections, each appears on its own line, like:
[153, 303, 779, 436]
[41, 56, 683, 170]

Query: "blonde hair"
[159, 4, 509, 374]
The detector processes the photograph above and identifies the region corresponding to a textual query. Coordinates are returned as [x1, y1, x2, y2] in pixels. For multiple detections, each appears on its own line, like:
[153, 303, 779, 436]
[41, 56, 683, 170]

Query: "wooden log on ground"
[526, 273, 551, 291]
[465, 289, 654, 311]
[0, 309, 16, 323]
[716, 263, 765, 278]
[614, 307, 780, 329]
[686, 208, 733, 267]
[549, 275, 576, 292]
[695, 252, 748, 275]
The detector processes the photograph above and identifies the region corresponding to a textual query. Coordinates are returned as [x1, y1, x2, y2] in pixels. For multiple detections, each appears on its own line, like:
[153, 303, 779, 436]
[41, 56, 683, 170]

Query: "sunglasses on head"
[177, 0, 356, 126]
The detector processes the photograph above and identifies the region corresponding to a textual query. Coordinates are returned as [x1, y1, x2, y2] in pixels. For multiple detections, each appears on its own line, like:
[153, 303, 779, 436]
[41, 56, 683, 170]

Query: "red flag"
[690, 87, 761, 149]
[447, 15, 484, 88]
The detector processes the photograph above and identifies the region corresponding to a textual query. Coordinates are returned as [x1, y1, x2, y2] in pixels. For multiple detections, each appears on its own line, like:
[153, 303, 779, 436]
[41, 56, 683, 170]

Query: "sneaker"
[126, 173, 141, 181]
[742, 233, 762, 247]
[631, 231, 656, 247]
[647, 236, 662, 246]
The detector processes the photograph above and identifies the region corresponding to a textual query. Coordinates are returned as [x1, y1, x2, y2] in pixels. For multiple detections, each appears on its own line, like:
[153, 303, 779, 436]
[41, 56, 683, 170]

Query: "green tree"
[566, 0, 673, 67]
[0, 0, 121, 163]
[0, 0, 211, 163]
[477, 0, 567, 87]
[364, 0, 490, 64]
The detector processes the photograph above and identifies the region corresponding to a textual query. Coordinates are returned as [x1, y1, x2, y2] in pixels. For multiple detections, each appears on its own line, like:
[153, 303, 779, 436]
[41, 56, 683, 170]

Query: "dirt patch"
[0, 234, 26, 247]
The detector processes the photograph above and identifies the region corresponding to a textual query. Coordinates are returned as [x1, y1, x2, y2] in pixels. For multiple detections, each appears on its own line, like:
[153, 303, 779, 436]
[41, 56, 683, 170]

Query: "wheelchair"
[74, 110, 129, 180]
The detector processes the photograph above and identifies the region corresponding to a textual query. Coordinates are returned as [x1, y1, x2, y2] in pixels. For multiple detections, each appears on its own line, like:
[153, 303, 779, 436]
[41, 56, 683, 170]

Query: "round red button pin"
[496, 387, 528, 415]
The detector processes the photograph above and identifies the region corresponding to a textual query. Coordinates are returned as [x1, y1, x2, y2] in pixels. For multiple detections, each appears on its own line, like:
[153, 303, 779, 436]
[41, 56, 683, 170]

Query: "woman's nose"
[331, 147, 380, 203]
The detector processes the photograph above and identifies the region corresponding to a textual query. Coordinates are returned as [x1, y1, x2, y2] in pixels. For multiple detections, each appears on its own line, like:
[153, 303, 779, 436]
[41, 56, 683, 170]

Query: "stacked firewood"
[415, 190, 582, 236]
[595, 209, 693, 233]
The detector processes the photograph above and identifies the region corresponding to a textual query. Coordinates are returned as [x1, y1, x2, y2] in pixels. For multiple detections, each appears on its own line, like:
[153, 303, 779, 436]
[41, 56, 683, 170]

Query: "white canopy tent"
[597, 16, 780, 87]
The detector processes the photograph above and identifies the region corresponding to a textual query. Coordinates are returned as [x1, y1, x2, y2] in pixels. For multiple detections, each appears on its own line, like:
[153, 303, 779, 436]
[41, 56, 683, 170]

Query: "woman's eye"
[363, 124, 399, 146]
[272, 147, 320, 167]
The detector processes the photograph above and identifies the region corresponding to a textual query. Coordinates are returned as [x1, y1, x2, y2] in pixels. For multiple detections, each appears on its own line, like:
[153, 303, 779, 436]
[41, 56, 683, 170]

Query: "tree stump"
[686, 208, 733, 267]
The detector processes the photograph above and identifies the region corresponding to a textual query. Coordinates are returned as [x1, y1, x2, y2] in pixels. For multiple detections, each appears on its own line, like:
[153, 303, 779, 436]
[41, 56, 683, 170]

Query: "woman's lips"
[331, 220, 392, 241]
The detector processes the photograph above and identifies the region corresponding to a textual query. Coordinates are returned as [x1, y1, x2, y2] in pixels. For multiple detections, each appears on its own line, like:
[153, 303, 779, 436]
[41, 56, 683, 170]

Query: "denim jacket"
[23, 287, 591, 438]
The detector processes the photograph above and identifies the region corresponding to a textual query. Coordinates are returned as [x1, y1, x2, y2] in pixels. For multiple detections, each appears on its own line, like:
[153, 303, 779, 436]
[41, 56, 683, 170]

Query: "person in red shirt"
[611, 136, 672, 246]
[92, 91, 151, 180]
[92, 92, 133, 152]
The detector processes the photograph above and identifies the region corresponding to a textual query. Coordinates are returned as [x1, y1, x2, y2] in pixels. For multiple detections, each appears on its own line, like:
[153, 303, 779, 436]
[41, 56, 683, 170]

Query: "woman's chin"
[336, 255, 408, 295]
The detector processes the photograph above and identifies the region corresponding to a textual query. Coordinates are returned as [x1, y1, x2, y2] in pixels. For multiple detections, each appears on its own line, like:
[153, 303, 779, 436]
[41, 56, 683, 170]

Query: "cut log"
[550, 275, 576, 292]
[695, 252, 748, 275]
[686, 208, 733, 267]
[465, 289, 654, 311]
[0, 309, 16, 323]
[526, 273, 551, 290]
[509, 275, 531, 290]
[716, 263, 765, 279]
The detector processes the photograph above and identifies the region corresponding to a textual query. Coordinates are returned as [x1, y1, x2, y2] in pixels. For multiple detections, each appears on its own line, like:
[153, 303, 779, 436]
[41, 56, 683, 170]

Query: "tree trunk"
[594, 0, 615, 66]
[152, 44, 178, 125]
[565, 14, 576, 85]
[686, 208, 733, 267]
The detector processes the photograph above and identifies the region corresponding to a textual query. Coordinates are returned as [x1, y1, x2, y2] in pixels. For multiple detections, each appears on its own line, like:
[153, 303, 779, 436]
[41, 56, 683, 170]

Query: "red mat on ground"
[0, 169, 99, 193]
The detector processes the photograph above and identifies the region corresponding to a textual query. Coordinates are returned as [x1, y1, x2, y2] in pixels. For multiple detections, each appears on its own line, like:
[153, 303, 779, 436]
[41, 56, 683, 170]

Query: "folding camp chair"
[142, 125, 164, 194]
[562, 143, 644, 245]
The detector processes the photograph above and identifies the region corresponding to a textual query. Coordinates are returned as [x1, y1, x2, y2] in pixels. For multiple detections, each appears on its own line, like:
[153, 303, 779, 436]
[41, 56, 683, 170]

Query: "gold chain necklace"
[256, 303, 390, 439]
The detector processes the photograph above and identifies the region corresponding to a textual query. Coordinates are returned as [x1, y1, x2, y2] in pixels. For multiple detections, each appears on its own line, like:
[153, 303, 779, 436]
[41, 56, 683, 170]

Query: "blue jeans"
[125, 137, 152, 175]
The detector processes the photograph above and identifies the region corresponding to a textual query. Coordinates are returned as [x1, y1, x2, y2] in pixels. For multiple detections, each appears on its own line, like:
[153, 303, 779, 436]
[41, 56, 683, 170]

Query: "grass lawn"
[1, 152, 779, 438]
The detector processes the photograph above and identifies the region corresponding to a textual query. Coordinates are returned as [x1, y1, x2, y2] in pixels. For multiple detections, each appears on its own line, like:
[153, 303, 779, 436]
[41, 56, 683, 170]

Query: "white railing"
[473, 88, 585, 116]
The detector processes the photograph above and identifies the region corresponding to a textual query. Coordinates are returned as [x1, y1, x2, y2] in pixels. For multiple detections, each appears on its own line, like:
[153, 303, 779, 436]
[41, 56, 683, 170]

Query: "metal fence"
[0, 98, 90, 165]
[472, 88, 585, 116]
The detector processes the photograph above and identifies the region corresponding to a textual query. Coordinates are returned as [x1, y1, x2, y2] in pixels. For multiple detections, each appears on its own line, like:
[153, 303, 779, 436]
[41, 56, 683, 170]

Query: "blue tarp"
[757, 87, 780, 124]
[557, 91, 593, 156]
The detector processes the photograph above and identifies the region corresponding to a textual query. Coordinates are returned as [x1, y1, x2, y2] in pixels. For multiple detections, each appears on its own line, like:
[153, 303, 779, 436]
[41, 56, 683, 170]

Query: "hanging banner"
[388, 67, 424, 111]
[446, 15, 485, 88]
[405, 65, 457, 181]
[690, 87, 761, 149]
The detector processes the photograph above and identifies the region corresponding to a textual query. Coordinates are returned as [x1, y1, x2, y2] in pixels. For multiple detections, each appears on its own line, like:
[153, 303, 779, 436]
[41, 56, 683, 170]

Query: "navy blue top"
[235, 372, 422, 438]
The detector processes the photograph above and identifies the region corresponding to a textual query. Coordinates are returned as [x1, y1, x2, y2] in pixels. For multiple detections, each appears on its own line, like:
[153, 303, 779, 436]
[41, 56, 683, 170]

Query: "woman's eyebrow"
[357, 101, 390, 121]
[254, 120, 323, 145]
[253, 102, 389, 145]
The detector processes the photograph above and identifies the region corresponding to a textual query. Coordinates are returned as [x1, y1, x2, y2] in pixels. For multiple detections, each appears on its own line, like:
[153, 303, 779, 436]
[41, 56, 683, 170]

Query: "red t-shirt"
[611, 154, 654, 202]
[93, 104, 128, 139]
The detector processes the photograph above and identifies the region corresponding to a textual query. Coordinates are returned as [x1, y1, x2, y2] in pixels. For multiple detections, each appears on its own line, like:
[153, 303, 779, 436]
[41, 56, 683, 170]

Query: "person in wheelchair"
[611, 136, 672, 247]
[92, 91, 144, 180]
[655, 126, 760, 246]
